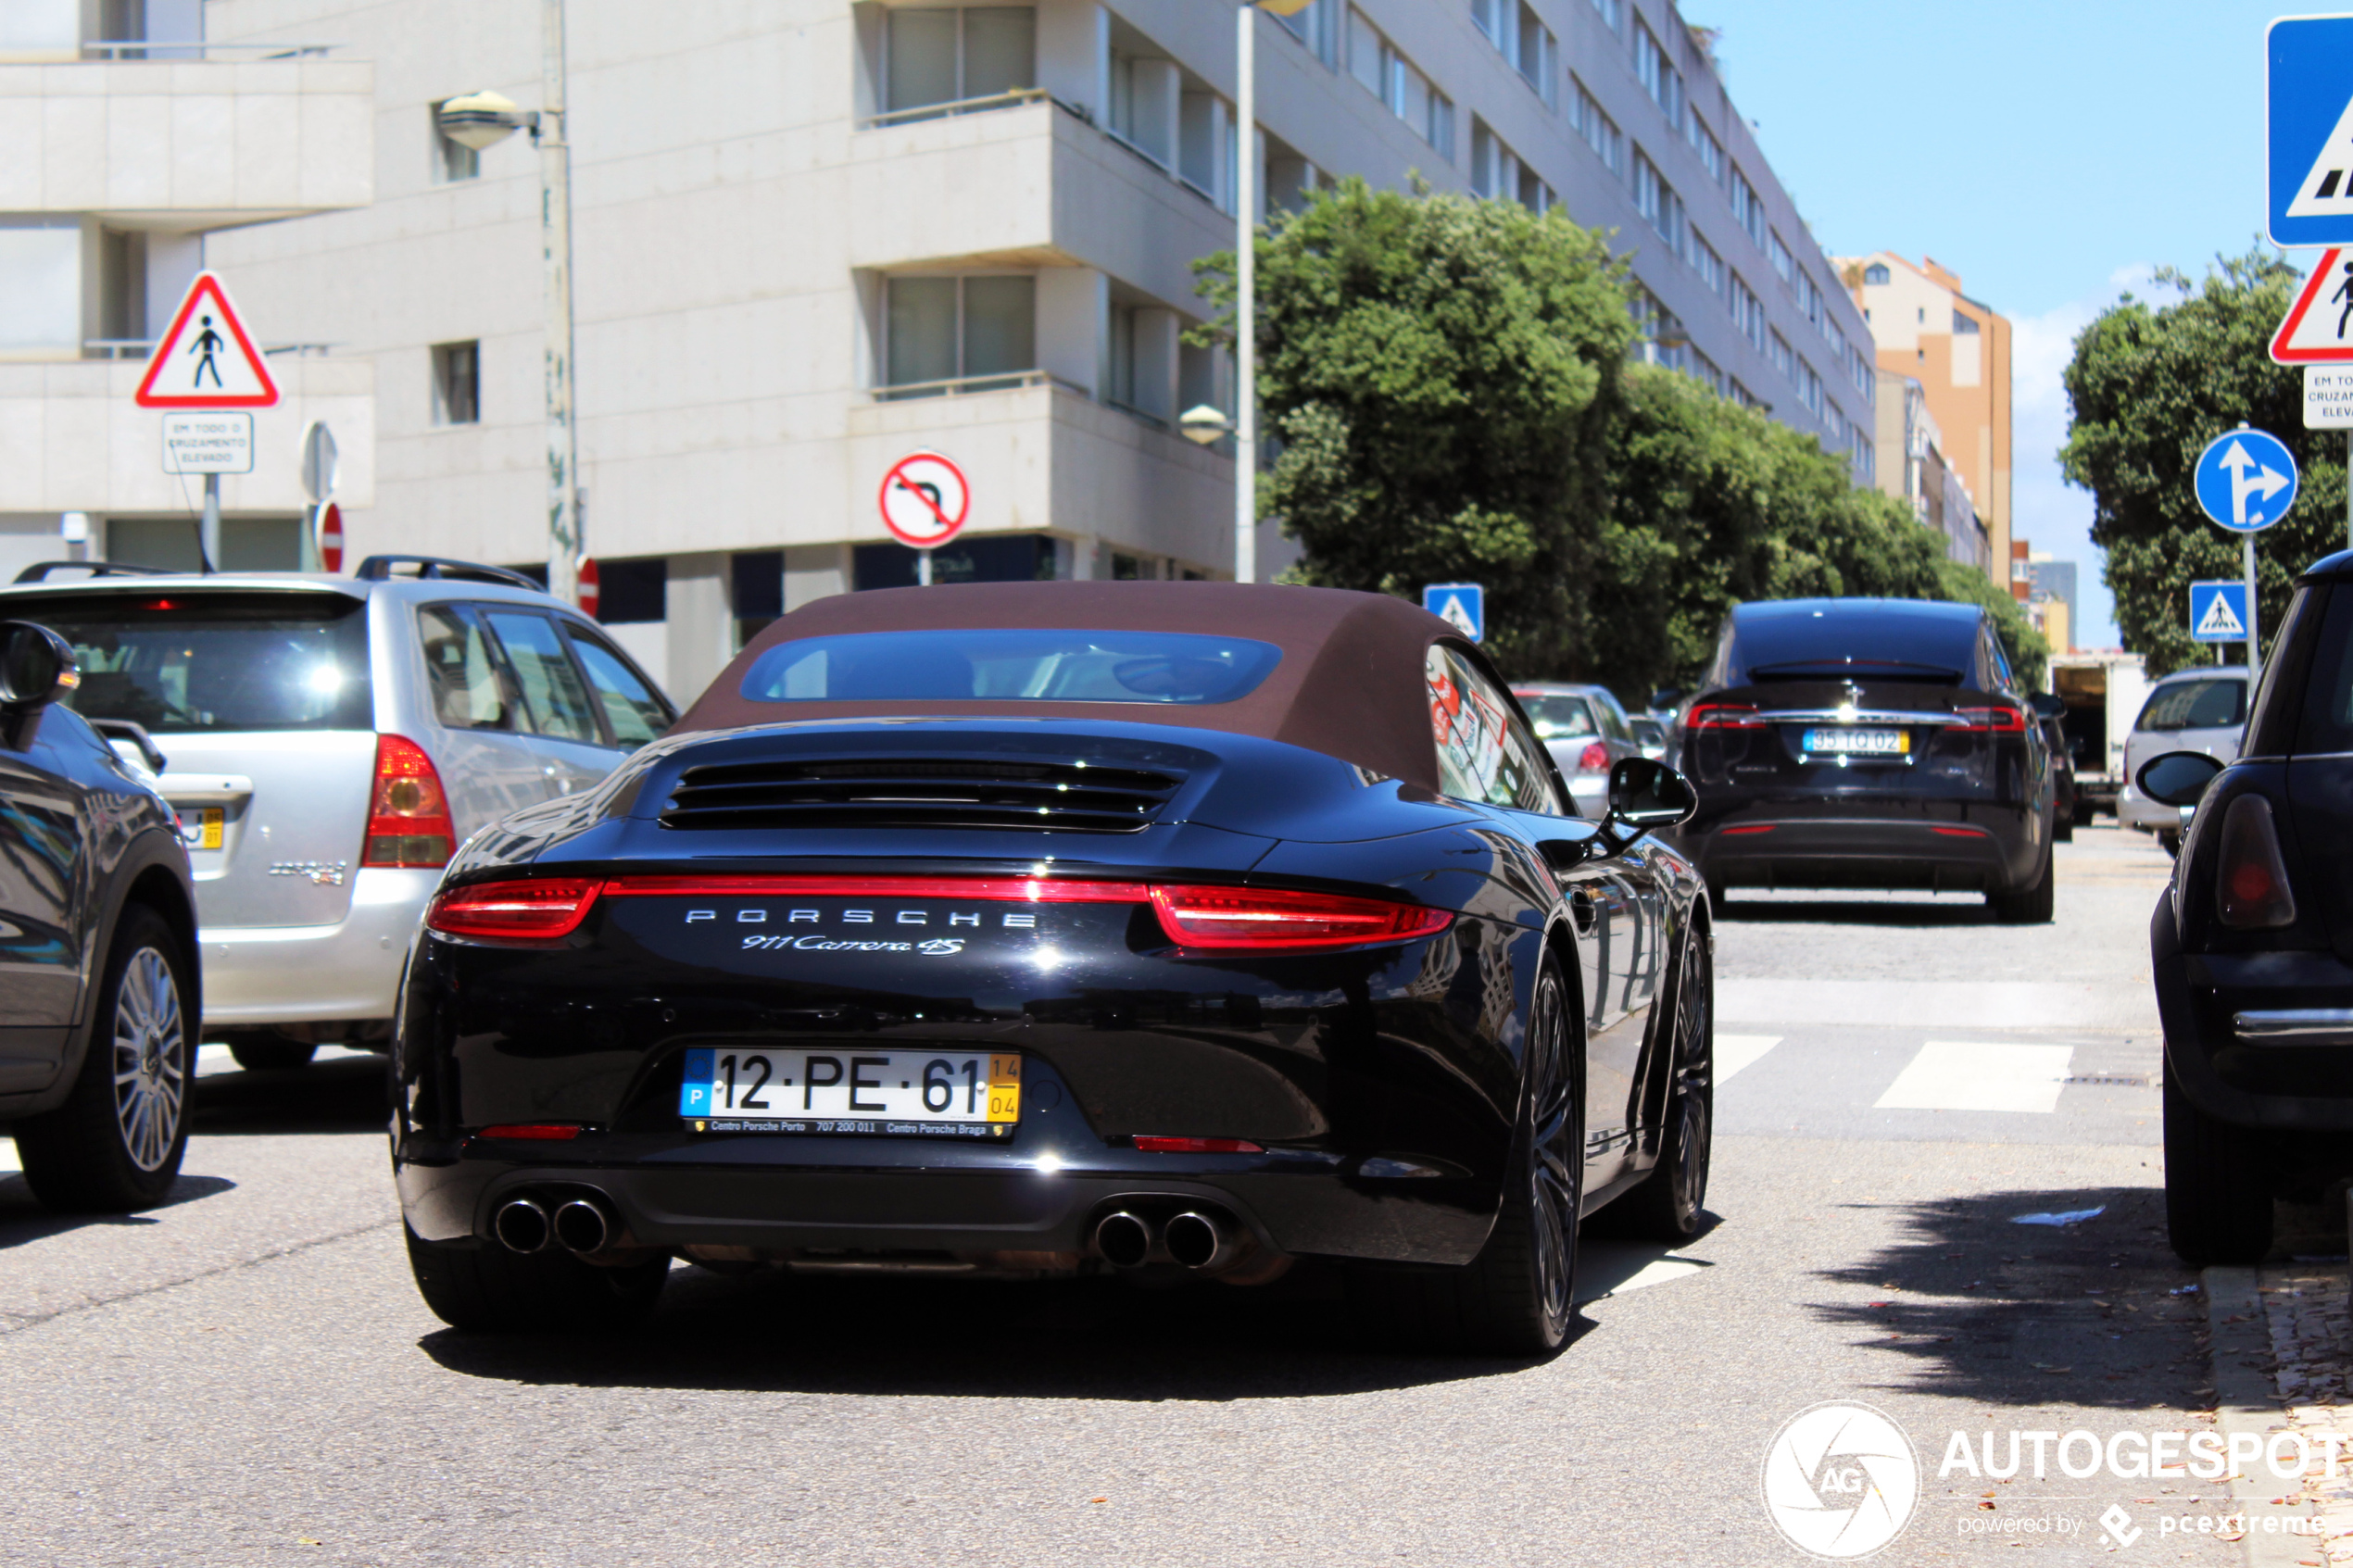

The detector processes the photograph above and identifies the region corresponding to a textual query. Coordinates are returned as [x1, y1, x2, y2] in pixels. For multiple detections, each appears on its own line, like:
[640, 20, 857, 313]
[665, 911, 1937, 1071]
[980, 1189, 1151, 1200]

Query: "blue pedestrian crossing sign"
[2193, 428, 2297, 532]
[2190, 582, 2253, 644]
[1423, 582, 1484, 642]
[2271, 16, 2353, 246]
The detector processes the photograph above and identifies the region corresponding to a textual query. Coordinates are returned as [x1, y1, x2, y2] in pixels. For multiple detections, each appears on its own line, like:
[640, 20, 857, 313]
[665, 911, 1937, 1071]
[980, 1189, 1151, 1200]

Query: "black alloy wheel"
[1593, 913, 1715, 1242]
[1353, 954, 1582, 1357]
[2161, 1060, 2272, 1267]
[16, 907, 195, 1212]
[404, 1223, 669, 1334]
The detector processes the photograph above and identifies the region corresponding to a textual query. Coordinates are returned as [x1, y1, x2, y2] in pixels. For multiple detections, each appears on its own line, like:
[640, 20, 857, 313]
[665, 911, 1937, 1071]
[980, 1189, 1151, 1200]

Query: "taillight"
[427, 879, 602, 942]
[1952, 706, 2027, 733]
[1149, 885, 1452, 950]
[1687, 703, 1765, 730]
[1577, 741, 1610, 772]
[2215, 795, 2297, 929]
[362, 734, 456, 867]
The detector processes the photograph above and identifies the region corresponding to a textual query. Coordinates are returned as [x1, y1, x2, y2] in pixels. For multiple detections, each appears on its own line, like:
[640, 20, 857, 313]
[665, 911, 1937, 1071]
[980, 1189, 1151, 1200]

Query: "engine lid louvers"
[659, 755, 1186, 834]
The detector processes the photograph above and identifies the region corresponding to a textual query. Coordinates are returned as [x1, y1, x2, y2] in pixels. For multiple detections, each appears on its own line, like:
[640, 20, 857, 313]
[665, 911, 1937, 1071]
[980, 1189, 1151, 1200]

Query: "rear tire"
[15, 908, 194, 1213]
[228, 1038, 317, 1072]
[1988, 842, 2055, 923]
[2158, 829, 2182, 859]
[1592, 912, 1713, 1242]
[404, 1223, 669, 1333]
[1352, 955, 1580, 1357]
[2053, 810, 2074, 844]
[2162, 1061, 2272, 1267]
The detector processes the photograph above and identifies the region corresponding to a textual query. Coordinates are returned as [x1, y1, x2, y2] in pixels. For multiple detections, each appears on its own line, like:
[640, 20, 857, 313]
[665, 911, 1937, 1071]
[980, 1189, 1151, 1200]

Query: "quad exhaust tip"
[493, 1198, 550, 1254]
[1093, 1210, 1152, 1269]
[552, 1198, 612, 1256]
[1164, 1210, 1241, 1272]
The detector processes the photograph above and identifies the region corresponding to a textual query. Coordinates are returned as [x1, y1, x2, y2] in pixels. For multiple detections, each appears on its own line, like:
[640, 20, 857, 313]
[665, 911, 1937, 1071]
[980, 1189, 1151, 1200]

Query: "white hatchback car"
[0, 555, 675, 1068]
[2119, 664, 2246, 855]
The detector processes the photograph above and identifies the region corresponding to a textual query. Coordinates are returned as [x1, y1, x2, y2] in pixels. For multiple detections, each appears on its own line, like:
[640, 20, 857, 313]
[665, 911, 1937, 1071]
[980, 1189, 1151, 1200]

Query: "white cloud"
[2008, 264, 2158, 649]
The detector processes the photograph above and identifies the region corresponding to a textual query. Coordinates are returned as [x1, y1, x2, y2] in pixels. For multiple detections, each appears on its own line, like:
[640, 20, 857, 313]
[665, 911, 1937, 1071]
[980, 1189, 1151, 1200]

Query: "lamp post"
[436, 0, 581, 603]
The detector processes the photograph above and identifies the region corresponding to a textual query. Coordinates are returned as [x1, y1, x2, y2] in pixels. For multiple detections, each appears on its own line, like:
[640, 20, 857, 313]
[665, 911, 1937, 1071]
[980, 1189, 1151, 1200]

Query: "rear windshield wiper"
[1746, 659, 1964, 683]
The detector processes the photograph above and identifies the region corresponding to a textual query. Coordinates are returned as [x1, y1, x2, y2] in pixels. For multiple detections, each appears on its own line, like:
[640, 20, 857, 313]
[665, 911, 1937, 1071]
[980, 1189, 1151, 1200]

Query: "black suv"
[1673, 597, 2057, 922]
[2140, 549, 2353, 1263]
[0, 621, 202, 1210]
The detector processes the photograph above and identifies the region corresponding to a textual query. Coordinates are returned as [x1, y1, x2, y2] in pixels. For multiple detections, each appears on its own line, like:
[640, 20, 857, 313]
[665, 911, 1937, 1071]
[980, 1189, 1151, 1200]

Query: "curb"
[2205, 1265, 2315, 1568]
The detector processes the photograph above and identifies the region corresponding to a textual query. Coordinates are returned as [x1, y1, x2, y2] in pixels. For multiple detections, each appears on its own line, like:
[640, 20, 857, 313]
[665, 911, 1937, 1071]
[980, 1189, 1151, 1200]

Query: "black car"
[0, 621, 202, 1210]
[1673, 598, 2057, 922]
[2138, 549, 2353, 1264]
[392, 583, 1714, 1356]
[2039, 703, 2077, 844]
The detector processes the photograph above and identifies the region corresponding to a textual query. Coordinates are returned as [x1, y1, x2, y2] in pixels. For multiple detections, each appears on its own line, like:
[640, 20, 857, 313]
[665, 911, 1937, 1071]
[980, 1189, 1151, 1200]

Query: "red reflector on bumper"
[1132, 1136, 1264, 1154]
[1931, 825, 1988, 837]
[475, 1124, 581, 1140]
[1718, 824, 1775, 836]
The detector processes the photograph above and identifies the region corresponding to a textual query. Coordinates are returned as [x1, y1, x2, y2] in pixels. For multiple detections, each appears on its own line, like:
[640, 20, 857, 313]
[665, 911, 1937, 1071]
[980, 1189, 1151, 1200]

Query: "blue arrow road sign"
[1424, 582, 1483, 642]
[2190, 581, 2253, 644]
[2271, 16, 2353, 246]
[2194, 429, 2298, 532]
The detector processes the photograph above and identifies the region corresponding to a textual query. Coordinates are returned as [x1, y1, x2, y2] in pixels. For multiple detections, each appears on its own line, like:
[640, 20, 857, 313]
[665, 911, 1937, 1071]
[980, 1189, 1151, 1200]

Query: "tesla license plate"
[177, 807, 223, 849]
[679, 1047, 1021, 1138]
[1803, 728, 1908, 756]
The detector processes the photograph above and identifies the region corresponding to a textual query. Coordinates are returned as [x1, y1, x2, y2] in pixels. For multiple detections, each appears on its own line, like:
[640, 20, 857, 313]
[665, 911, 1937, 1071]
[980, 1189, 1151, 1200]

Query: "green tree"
[2060, 249, 2347, 677]
[1192, 178, 1635, 677]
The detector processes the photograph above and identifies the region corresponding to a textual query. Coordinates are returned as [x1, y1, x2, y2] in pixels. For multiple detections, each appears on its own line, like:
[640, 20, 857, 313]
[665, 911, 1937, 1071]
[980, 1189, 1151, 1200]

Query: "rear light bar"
[1952, 706, 2028, 733]
[474, 1123, 582, 1141]
[1132, 1136, 1264, 1154]
[427, 873, 1453, 953]
[2216, 795, 2297, 929]
[1687, 703, 1766, 730]
[361, 734, 457, 868]
[1718, 823, 1774, 836]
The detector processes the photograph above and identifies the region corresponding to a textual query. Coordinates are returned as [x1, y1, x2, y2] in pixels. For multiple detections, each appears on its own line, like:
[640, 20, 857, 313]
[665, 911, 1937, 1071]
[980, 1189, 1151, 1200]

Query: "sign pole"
[918, 548, 933, 587]
[2347, 428, 2352, 551]
[1234, 0, 1256, 585]
[200, 472, 220, 571]
[540, 0, 582, 605]
[2245, 534, 2263, 693]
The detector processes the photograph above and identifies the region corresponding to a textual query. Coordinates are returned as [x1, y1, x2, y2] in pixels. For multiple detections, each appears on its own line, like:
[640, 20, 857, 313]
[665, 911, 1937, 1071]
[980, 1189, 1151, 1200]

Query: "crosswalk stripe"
[1715, 1034, 1782, 1084]
[1873, 1041, 2074, 1114]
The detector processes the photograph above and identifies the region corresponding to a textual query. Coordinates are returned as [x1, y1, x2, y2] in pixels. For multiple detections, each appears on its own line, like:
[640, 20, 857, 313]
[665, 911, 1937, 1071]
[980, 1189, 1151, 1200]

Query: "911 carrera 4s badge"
[673, 904, 1037, 958]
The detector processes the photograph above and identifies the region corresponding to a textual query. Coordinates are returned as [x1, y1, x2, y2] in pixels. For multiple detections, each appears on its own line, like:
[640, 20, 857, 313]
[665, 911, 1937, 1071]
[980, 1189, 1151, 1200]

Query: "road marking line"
[0, 1138, 18, 1173]
[1715, 1034, 1782, 1084]
[1873, 1041, 2075, 1113]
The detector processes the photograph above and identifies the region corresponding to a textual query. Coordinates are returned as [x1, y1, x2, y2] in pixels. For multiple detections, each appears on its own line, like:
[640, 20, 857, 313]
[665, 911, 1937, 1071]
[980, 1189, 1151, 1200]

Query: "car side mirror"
[1605, 756, 1698, 834]
[2029, 692, 2065, 720]
[0, 621, 75, 709]
[2136, 749, 2224, 808]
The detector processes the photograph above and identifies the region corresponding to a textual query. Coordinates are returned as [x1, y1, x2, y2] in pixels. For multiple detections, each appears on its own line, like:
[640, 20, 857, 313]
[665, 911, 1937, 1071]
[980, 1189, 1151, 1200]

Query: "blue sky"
[1688, 0, 2301, 647]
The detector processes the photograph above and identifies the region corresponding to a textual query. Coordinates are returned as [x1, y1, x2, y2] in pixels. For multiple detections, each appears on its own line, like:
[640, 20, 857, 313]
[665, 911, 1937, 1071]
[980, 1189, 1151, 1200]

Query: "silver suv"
[2120, 664, 2246, 856]
[0, 555, 675, 1068]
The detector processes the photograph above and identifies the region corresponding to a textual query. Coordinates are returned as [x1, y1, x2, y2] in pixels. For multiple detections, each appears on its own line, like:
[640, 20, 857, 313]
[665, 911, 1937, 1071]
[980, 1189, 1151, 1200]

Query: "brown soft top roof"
[673, 581, 1467, 791]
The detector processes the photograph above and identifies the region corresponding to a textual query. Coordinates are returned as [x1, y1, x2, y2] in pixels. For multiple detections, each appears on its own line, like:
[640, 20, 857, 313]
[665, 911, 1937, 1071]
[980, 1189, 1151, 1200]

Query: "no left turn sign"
[879, 451, 970, 548]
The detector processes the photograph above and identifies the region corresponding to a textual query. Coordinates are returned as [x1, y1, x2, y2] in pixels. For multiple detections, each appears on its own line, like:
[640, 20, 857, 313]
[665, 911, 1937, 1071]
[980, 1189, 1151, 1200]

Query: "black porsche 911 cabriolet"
[392, 583, 1714, 1355]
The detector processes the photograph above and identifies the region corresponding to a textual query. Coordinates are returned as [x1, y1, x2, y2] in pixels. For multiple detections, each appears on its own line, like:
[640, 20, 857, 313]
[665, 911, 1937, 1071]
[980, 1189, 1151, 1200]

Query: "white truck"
[2049, 650, 2150, 823]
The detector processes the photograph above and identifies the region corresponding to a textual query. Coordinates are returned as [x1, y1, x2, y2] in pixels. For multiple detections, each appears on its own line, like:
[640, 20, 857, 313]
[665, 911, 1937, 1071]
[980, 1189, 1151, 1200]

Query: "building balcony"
[0, 355, 374, 514]
[0, 56, 372, 229]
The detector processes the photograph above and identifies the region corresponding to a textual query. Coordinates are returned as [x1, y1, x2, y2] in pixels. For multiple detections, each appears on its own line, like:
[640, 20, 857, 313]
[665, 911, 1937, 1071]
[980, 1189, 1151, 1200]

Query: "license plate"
[1803, 728, 1908, 756]
[679, 1047, 1021, 1138]
[177, 807, 223, 849]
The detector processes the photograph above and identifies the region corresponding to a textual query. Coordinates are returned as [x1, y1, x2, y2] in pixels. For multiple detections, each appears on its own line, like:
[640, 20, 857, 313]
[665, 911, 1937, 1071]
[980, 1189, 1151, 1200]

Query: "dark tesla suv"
[2138, 549, 2353, 1263]
[1673, 598, 2056, 922]
[0, 619, 202, 1210]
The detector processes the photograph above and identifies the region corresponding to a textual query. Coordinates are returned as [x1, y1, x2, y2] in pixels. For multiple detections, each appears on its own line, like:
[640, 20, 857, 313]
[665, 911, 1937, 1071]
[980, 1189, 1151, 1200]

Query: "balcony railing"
[84, 339, 341, 359]
[80, 39, 341, 59]
[871, 369, 1089, 403]
[861, 87, 1075, 130]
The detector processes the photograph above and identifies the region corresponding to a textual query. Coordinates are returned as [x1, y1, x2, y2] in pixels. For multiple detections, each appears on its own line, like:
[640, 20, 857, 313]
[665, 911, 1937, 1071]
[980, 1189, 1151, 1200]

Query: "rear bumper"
[199, 868, 436, 1025]
[2118, 782, 2176, 832]
[1690, 810, 2032, 893]
[2154, 896, 2353, 1132]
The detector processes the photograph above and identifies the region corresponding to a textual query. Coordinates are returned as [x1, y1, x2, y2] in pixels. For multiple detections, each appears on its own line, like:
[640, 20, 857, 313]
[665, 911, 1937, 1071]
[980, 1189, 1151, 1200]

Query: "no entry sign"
[878, 451, 970, 548]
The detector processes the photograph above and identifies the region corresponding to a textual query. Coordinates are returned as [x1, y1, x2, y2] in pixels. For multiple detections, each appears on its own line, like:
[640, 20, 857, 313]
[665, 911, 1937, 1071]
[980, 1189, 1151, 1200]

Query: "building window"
[1768, 228, 1793, 285]
[1349, 9, 1452, 156]
[1692, 231, 1724, 296]
[1692, 348, 1725, 396]
[432, 341, 480, 425]
[1732, 274, 1765, 353]
[1797, 358, 1823, 417]
[432, 103, 479, 182]
[1954, 309, 1982, 334]
[1769, 330, 1794, 383]
[1634, 20, 1684, 127]
[882, 274, 1036, 395]
[1688, 110, 1723, 183]
[1864, 262, 1891, 285]
[885, 6, 1036, 117]
[1852, 347, 1874, 399]
[1271, 0, 1336, 66]
[1473, 0, 1556, 107]
[1793, 266, 1820, 328]
[1730, 165, 1765, 247]
[1569, 77, 1622, 179]
[1633, 150, 1683, 260]
[1823, 313, 1846, 363]
[1589, 0, 1623, 33]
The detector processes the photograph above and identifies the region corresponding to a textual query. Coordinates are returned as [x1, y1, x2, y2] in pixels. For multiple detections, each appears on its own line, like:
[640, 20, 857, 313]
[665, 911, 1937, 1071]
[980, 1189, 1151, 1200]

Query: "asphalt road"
[0, 824, 2256, 1565]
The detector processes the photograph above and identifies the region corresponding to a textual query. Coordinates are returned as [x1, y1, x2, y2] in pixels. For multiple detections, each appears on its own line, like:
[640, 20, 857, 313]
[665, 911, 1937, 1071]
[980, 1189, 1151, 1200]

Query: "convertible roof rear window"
[739, 629, 1283, 706]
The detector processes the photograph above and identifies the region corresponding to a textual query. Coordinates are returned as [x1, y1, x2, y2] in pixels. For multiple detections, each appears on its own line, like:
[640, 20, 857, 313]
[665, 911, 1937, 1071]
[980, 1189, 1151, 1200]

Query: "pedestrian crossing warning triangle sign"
[2289, 96, 2353, 223]
[1436, 595, 1478, 637]
[2196, 591, 2246, 639]
[2271, 246, 2353, 364]
[134, 272, 278, 408]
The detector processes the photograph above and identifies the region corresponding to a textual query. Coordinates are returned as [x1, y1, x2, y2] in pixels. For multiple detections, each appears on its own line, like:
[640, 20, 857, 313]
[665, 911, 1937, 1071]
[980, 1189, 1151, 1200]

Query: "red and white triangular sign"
[2271, 247, 2353, 364]
[134, 272, 279, 408]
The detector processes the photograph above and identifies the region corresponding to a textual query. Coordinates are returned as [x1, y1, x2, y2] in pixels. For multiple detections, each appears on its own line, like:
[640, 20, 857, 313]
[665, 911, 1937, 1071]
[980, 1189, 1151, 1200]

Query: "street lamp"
[436, 0, 582, 603]
[1230, 1, 1315, 584]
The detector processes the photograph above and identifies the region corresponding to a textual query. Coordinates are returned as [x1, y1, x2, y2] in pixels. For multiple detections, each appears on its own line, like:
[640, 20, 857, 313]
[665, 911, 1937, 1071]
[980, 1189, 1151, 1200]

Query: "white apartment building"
[110, 0, 1869, 701]
[0, 0, 374, 575]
